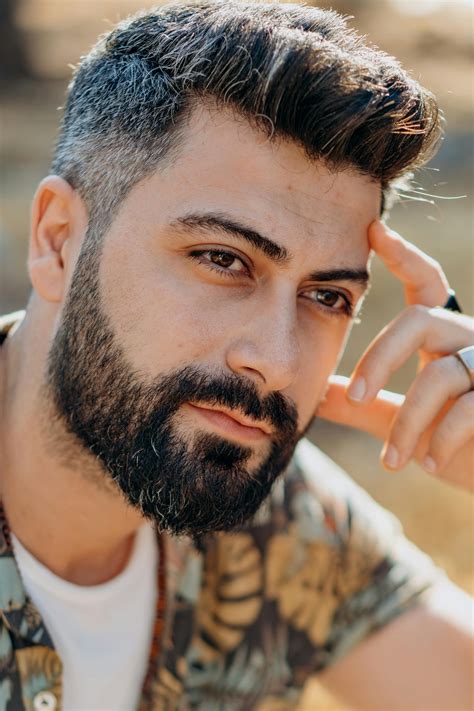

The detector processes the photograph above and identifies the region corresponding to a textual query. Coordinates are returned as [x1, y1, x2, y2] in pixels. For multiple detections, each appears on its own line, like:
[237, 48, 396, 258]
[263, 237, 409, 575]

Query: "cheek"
[293, 319, 352, 426]
[99, 239, 224, 376]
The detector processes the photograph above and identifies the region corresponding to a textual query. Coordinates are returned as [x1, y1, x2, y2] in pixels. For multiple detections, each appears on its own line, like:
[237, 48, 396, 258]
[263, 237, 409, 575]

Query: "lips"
[186, 402, 271, 442]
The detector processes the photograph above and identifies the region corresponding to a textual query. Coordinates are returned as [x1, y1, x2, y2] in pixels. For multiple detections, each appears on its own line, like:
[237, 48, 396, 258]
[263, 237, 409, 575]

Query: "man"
[0, 1, 472, 709]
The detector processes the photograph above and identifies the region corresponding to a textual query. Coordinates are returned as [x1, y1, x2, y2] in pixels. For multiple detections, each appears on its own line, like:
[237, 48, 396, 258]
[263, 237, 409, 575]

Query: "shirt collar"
[0, 310, 25, 345]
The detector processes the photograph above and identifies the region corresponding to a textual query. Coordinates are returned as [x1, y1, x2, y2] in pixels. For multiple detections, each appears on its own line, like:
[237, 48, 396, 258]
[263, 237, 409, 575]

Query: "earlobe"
[28, 175, 84, 304]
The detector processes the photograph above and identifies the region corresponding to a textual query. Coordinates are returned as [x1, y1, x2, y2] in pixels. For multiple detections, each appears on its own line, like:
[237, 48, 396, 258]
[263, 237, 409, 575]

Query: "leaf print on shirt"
[265, 520, 383, 646]
[0, 559, 25, 612]
[195, 533, 263, 659]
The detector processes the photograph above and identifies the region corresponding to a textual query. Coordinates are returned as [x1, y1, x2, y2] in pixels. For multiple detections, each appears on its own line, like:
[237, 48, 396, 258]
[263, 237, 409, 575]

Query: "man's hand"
[317, 220, 474, 493]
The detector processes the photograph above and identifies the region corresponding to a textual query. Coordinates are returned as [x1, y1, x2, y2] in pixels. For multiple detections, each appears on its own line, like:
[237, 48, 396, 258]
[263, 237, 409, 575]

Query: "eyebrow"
[171, 211, 369, 286]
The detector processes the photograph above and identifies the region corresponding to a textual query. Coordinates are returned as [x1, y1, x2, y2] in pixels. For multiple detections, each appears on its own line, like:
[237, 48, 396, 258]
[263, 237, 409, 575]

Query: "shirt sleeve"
[265, 437, 448, 679]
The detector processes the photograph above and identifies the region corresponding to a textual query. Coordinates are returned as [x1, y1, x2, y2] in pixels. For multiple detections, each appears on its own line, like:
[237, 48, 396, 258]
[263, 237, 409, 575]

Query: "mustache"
[148, 364, 299, 439]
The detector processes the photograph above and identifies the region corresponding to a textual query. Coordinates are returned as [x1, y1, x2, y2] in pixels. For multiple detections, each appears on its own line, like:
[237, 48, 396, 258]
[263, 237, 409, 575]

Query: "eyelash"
[188, 249, 354, 317]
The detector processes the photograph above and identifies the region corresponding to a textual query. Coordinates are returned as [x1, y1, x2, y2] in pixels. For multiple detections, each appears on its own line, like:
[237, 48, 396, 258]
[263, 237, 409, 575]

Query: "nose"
[224, 293, 301, 392]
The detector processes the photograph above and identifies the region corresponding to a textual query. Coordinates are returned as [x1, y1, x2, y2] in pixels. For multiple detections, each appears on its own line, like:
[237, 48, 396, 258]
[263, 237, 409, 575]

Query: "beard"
[44, 234, 302, 537]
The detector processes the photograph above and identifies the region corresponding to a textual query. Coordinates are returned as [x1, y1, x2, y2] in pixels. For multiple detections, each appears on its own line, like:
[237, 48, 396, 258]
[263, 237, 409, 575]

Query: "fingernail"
[383, 444, 399, 469]
[423, 455, 437, 473]
[347, 376, 366, 402]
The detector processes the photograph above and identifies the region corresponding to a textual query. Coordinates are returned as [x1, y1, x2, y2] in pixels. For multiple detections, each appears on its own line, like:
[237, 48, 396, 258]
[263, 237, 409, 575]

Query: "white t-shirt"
[11, 523, 158, 711]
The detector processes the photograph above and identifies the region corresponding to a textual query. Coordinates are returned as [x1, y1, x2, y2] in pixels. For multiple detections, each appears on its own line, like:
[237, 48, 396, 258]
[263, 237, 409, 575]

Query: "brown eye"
[188, 248, 249, 277]
[316, 290, 341, 307]
[210, 251, 238, 268]
[304, 288, 352, 316]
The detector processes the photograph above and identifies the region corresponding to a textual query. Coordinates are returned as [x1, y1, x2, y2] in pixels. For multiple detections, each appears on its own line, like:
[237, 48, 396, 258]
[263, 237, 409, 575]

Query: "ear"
[28, 176, 88, 303]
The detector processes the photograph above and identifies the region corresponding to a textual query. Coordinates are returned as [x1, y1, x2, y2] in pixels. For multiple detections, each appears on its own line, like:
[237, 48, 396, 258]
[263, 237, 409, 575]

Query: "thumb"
[316, 375, 403, 441]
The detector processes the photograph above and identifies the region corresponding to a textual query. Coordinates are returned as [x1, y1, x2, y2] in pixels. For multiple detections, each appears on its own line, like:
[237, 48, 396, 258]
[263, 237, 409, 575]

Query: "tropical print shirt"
[0, 312, 446, 711]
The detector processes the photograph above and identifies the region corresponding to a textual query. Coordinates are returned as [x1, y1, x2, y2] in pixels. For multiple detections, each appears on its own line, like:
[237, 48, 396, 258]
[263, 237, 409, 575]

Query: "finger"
[346, 305, 473, 404]
[368, 219, 450, 307]
[381, 355, 472, 469]
[317, 376, 403, 440]
[423, 392, 474, 478]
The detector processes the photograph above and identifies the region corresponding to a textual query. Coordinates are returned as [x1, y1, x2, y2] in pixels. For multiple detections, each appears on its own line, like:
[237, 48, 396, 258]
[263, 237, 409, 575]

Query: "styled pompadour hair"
[51, 0, 444, 233]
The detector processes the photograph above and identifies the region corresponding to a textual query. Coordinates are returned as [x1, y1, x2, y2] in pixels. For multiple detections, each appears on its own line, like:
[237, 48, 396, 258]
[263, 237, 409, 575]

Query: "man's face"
[46, 104, 380, 536]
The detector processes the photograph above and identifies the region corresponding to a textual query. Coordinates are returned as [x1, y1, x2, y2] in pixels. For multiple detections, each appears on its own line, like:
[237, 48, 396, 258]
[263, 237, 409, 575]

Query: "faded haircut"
[51, 0, 444, 237]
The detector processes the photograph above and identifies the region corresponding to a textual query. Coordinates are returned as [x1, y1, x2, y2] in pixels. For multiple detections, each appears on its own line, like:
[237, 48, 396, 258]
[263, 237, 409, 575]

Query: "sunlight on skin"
[318, 220, 473, 492]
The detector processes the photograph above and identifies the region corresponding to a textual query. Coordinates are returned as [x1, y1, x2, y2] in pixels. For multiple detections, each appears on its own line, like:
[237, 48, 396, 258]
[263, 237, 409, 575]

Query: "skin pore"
[0, 103, 380, 585]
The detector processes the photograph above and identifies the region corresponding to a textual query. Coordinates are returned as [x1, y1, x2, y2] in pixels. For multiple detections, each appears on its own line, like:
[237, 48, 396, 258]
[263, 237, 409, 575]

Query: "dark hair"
[51, 0, 444, 232]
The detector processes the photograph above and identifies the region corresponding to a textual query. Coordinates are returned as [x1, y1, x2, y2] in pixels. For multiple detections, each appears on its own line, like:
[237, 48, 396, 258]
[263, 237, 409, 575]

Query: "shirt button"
[33, 691, 58, 711]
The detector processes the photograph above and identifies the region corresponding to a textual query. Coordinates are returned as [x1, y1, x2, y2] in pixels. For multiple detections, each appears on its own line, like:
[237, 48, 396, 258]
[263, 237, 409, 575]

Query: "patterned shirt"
[0, 312, 446, 711]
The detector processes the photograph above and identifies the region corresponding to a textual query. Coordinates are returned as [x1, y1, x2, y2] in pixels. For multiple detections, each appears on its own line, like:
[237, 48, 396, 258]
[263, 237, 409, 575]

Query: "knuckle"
[456, 392, 474, 421]
[356, 349, 383, 381]
[453, 356, 474, 390]
[389, 415, 405, 441]
[391, 402, 420, 447]
[421, 358, 449, 386]
[391, 420, 411, 449]
[430, 428, 451, 458]
[431, 393, 474, 456]
[408, 303, 429, 320]
[402, 303, 429, 325]
[404, 387, 425, 414]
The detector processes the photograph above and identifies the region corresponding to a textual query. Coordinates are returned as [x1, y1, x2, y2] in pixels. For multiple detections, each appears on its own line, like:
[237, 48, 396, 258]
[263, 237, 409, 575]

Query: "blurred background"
[0, 0, 473, 708]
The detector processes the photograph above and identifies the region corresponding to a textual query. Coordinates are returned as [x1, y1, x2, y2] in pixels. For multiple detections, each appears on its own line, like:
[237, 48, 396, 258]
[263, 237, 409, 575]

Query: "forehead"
[133, 103, 381, 259]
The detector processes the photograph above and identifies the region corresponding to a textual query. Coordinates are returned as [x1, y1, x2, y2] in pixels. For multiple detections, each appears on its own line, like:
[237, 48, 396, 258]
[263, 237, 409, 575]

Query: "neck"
[0, 309, 145, 585]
